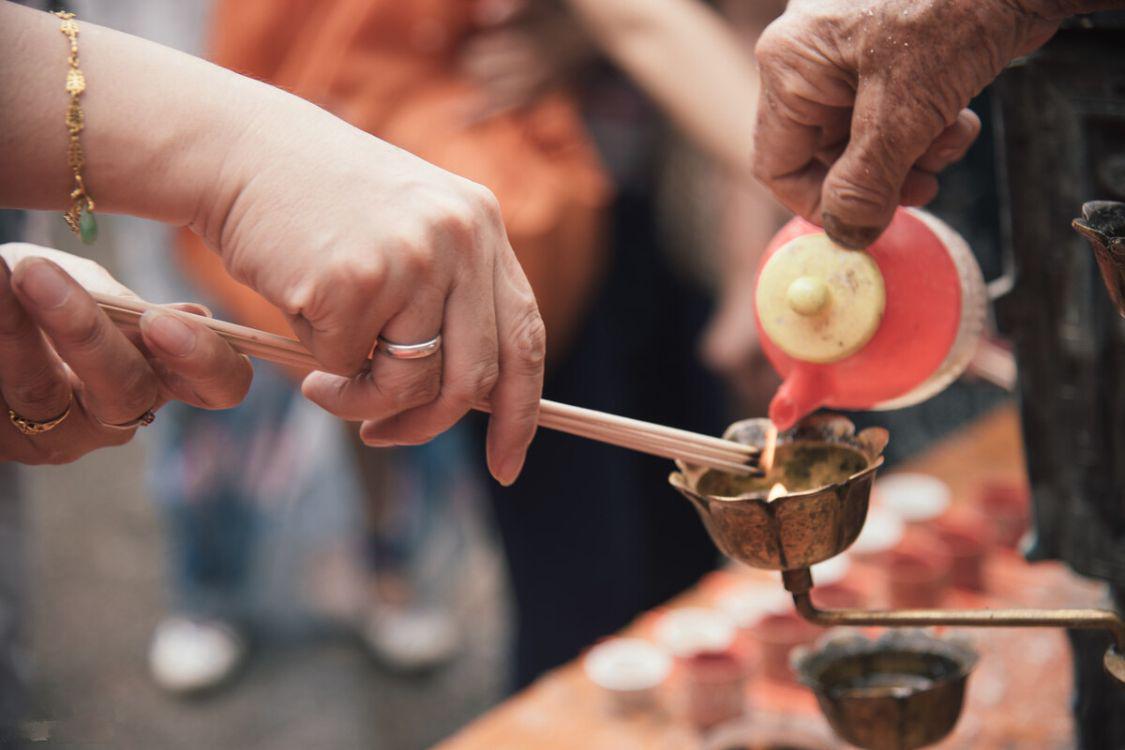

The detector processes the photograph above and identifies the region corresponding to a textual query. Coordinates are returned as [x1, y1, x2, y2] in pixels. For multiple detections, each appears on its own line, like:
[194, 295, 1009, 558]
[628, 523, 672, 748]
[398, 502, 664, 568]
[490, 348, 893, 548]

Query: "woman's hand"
[0, 244, 252, 465]
[0, 4, 546, 484]
[199, 93, 546, 485]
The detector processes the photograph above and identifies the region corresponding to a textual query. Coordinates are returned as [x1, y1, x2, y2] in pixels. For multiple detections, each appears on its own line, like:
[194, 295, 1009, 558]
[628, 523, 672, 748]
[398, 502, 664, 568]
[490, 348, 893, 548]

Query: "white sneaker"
[148, 616, 246, 695]
[362, 605, 459, 674]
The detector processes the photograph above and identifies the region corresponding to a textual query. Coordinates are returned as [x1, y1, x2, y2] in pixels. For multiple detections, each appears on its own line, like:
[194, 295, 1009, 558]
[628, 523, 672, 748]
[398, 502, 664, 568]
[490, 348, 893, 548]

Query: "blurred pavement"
[19, 439, 509, 750]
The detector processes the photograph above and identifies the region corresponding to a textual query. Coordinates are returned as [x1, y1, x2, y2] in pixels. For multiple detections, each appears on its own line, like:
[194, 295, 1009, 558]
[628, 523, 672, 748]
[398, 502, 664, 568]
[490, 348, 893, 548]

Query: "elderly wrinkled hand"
[0, 244, 252, 465]
[751, 0, 1072, 248]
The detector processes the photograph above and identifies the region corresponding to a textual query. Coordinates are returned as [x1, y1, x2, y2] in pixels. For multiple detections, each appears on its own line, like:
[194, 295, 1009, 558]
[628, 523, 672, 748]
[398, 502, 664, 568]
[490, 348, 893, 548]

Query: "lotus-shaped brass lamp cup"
[792, 631, 978, 750]
[669, 414, 888, 572]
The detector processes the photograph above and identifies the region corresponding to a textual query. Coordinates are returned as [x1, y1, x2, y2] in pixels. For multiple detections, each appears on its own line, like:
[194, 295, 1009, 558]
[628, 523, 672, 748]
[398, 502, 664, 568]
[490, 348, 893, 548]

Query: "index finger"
[819, 81, 949, 247]
[484, 252, 544, 486]
[752, 85, 830, 220]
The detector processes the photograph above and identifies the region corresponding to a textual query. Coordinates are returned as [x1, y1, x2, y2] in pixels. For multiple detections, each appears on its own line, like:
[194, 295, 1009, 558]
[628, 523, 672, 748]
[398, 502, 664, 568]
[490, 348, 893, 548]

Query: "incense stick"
[95, 291, 760, 475]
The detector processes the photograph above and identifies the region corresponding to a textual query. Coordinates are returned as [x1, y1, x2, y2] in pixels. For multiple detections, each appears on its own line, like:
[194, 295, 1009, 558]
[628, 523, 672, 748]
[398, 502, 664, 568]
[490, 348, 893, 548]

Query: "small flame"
[761, 423, 778, 474]
[767, 483, 788, 502]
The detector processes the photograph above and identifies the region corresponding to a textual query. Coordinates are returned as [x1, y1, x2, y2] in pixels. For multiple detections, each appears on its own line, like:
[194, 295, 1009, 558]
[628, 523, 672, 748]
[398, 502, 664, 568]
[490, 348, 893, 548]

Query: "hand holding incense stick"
[94, 290, 762, 476]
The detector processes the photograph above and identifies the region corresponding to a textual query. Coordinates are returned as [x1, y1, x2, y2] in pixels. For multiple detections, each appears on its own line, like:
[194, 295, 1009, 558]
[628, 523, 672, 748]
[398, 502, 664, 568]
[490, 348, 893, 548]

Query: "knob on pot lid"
[755, 234, 885, 364]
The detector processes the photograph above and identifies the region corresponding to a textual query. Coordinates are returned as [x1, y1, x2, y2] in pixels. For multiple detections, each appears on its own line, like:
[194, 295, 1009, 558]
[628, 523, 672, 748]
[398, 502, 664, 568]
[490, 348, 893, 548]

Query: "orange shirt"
[178, 0, 611, 363]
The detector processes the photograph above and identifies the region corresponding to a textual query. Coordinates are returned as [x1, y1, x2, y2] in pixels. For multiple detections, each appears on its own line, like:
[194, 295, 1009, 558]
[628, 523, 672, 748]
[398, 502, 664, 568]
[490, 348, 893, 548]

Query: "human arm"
[0, 3, 544, 483]
[0, 244, 251, 464]
[561, 0, 761, 176]
[752, 0, 1125, 248]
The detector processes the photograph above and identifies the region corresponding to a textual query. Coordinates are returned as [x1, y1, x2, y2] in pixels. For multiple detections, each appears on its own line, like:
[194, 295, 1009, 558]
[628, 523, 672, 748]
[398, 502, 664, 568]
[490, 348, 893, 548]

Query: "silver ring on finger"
[376, 333, 442, 360]
[94, 408, 157, 431]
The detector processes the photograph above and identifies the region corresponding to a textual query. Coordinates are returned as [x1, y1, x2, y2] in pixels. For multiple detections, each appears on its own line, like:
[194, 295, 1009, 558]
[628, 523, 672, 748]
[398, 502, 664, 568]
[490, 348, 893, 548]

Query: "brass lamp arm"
[781, 568, 1125, 652]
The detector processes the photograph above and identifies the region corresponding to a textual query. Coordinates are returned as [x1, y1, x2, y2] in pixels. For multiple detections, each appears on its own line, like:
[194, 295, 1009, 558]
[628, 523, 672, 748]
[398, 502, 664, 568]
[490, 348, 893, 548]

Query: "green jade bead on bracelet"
[79, 206, 97, 245]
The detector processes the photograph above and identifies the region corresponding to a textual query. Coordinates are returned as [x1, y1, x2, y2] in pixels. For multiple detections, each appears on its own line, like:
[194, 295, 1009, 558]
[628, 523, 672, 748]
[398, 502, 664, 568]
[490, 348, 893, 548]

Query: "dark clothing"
[991, 21, 1125, 749]
[1069, 587, 1125, 750]
[484, 190, 726, 688]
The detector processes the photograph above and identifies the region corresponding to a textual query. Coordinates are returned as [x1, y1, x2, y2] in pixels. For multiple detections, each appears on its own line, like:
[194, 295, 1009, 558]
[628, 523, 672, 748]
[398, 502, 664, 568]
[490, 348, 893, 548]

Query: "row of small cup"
[583, 606, 751, 730]
[582, 475, 1031, 724]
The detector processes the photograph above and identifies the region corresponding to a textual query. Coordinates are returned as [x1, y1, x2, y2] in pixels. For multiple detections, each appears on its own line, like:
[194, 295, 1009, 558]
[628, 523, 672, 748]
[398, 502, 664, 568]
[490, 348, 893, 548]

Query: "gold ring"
[95, 409, 156, 432]
[8, 403, 72, 436]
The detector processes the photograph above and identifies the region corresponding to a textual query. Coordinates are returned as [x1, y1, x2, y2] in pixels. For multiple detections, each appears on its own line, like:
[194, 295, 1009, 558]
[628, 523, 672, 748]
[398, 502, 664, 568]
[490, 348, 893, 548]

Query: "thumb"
[820, 83, 944, 248]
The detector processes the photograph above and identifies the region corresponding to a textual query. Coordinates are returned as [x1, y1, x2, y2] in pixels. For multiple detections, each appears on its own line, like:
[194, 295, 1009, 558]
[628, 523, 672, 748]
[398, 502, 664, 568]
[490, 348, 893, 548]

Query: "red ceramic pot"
[754, 208, 987, 429]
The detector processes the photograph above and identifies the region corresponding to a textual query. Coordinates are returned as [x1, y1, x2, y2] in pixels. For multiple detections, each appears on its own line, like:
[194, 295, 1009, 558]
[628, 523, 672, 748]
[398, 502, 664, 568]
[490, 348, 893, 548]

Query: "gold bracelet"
[54, 10, 97, 245]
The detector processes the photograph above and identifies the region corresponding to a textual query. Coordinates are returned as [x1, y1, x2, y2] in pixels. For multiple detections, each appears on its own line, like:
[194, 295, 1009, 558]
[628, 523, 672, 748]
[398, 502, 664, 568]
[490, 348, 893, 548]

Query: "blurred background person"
[180, 0, 610, 693]
[458, 0, 788, 686]
[172, 0, 787, 691]
[70, 0, 481, 698]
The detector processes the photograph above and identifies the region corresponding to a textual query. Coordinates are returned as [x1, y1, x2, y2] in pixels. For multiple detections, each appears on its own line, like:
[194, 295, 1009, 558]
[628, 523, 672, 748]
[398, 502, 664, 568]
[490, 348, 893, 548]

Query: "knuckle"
[57, 306, 106, 351]
[278, 284, 314, 318]
[448, 358, 500, 405]
[826, 169, 894, 215]
[438, 201, 475, 238]
[471, 184, 503, 219]
[509, 306, 547, 372]
[194, 375, 251, 411]
[111, 368, 159, 418]
[9, 370, 68, 412]
[351, 252, 389, 291]
[753, 26, 789, 68]
[401, 242, 436, 278]
[751, 155, 774, 187]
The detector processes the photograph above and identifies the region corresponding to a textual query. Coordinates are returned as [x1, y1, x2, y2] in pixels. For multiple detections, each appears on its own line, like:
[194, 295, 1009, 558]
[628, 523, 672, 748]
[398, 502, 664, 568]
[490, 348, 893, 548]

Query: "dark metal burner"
[793, 632, 978, 750]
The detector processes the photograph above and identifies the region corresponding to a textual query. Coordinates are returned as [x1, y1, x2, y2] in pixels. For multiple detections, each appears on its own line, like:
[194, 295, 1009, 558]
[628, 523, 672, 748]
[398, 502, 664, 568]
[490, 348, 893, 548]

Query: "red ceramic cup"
[978, 481, 1031, 549]
[680, 650, 749, 730]
[809, 583, 865, 610]
[931, 520, 989, 592]
[750, 612, 822, 683]
[885, 548, 952, 609]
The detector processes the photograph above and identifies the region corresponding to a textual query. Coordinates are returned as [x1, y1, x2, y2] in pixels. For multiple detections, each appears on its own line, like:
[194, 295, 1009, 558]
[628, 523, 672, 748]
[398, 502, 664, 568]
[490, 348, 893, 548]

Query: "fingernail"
[359, 424, 391, 447]
[142, 312, 197, 357]
[362, 434, 393, 447]
[18, 260, 70, 309]
[363, 437, 392, 448]
[172, 302, 214, 318]
[821, 213, 884, 249]
[496, 453, 526, 487]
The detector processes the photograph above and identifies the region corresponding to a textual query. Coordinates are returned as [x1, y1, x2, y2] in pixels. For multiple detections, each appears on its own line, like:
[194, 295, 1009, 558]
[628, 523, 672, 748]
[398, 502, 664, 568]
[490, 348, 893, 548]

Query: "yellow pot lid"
[755, 233, 885, 364]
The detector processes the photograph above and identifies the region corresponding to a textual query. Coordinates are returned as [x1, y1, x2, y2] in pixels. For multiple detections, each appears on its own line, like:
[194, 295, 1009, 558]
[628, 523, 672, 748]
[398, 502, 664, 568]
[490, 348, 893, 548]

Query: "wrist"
[68, 21, 267, 232]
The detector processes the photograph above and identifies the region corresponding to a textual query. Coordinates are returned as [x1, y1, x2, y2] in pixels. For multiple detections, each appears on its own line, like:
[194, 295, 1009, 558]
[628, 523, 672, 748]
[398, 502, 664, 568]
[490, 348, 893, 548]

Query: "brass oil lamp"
[670, 414, 1125, 749]
[668, 208, 1125, 748]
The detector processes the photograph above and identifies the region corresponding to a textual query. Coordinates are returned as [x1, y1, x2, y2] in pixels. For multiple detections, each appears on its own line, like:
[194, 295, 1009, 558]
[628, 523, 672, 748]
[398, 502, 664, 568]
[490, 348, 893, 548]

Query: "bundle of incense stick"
[93, 291, 762, 476]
